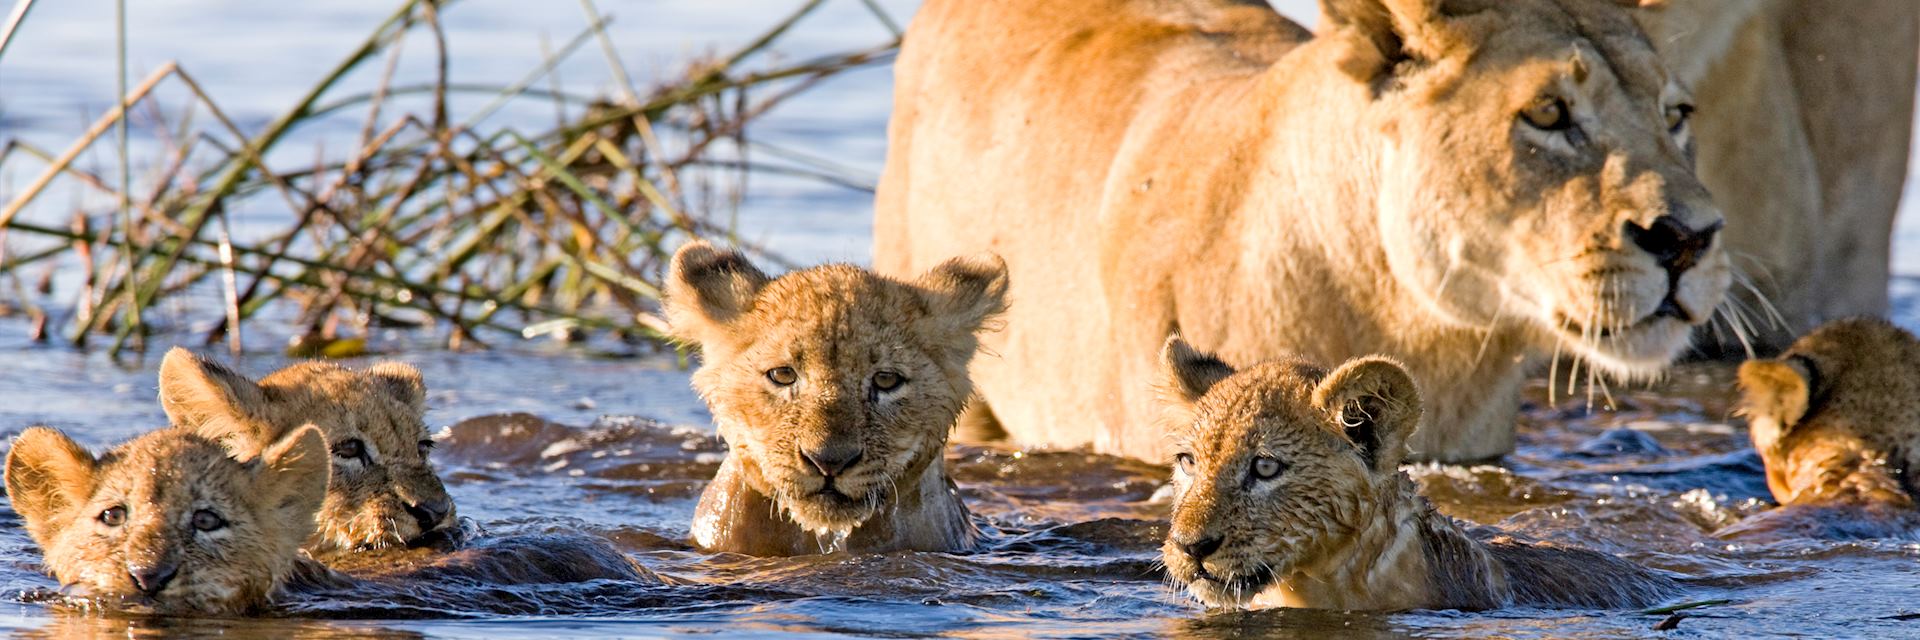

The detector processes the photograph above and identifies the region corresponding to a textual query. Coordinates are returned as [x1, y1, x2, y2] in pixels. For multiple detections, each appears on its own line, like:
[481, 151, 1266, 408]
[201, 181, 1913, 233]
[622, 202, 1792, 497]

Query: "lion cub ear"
[257, 424, 330, 540]
[364, 361, 427, 414]
[914, 253, 1010, 340]
[1738, 357, 1814, 454]
[5, 427, 99, 546]
[159, 347, 272, 439]
[1156, 335, 1236, 408]
[1312, 356, 1421, 474]
[664, 241, 772, 346]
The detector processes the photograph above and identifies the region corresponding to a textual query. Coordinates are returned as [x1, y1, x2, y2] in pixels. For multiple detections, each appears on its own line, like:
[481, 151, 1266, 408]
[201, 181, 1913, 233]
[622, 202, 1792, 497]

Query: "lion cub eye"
[1520, 97, 1572, 131]
[333, 438, 366, 461]
[191, 509, 227, 532]
[1665, 103, 1694, 134]
[1251, 456, 1285, 481]
[766, 367, 799, 386]
[1173, 452, 1196, 474]
[98, 506, 127, 527]
[872, 371, 905, 392]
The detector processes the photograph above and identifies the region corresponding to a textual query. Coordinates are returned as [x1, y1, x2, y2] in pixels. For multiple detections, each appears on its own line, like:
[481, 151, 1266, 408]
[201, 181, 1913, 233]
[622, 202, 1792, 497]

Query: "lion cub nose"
[1178, 535, 1225, 562]
[1625, 214, 1721, 275]
[800, 443, 864, 478]
[127, 561, 179, 596]
[404, 498, 453, 532]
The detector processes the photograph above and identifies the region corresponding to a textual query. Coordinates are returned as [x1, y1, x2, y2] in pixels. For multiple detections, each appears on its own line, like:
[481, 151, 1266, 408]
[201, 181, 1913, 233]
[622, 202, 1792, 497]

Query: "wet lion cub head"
[158, 350, 456, 551]
[1156, 337, 1421, 608]
[1738, 318, 1920, 507]
[4, 426, 327, 614]
[664, 241, 1007, 535]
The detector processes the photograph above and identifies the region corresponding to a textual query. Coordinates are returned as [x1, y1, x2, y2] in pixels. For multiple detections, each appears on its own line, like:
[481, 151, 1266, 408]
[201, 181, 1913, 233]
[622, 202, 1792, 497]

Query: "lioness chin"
[666, 241, 1005, 555]
[877, 0, 1731, 463]
[1156, 337, 1678, 610]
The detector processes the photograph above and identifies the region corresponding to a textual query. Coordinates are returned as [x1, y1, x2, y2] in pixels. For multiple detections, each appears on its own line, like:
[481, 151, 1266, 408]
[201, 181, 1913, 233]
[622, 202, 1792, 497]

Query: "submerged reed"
[0, 0, 896, 356]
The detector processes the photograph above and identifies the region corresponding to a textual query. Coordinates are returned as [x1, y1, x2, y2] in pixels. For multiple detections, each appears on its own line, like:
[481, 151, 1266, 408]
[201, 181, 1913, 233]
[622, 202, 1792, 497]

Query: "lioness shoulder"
[664, 241, 1006, 555]
[4, 425, 328, 614]
[158, 349, 457, 552]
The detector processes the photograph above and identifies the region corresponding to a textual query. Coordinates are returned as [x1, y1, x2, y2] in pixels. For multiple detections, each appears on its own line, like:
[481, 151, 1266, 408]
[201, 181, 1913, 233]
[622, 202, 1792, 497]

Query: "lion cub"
[1156, 337, 1676, 610]
[1732, 318, 1920, 537]
[665, 241, 1006, 555]
[157, 349, 457, 552]
[5, 425, 328, 614]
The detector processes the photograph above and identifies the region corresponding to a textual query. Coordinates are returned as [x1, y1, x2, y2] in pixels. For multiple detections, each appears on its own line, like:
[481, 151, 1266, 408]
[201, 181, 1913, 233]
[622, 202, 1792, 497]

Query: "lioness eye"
[872, 371, 905, 392]
[1665, 103, 1693, 133]
[766, 367, 798, 386]
[191, 509, 227, 532]
[98, 506, 127, 527]
[1173, 452, 1196, 473]
[1252, 456, 1285, 480]
[333, 438, 366, 460]
[1521, 97, 1572, 131]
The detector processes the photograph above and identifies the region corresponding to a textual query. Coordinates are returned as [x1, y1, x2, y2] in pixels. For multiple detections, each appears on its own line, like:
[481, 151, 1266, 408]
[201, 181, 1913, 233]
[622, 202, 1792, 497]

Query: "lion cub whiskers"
[664, 240, 1007, 555]
[1155, 336, 1677, 611]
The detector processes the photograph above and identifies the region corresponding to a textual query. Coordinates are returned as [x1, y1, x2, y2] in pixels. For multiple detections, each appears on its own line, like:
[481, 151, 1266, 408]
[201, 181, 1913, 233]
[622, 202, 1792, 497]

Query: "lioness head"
[665, 241, 1007, 536]
[1737, 318, 1920, 506]
[158, 349, 456, 551]
[4, 426, 327, 614]
[1326, 0, 1729, 374]
[1156, 337, 1421, 608]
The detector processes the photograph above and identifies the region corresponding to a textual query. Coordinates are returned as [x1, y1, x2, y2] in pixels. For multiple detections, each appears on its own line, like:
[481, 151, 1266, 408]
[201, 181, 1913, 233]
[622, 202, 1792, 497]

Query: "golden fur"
[664, 241, 1006, 555]
[1637, 3, 1917, 343]
[158, 349, 457, 553]
[1737, 318, 1920, 509]
[5, 425, 328, 615]
[875, 0, 1730, 463]
[1156, 337, 1675, 610]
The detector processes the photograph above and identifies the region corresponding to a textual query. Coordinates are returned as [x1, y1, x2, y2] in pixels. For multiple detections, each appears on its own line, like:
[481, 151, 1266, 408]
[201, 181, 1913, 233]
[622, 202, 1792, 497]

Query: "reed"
[0, 0, 896, 356]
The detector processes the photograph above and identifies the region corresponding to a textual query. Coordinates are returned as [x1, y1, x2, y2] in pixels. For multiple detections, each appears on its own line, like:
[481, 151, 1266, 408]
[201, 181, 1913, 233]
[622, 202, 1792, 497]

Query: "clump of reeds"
[0, 0, 896, 356]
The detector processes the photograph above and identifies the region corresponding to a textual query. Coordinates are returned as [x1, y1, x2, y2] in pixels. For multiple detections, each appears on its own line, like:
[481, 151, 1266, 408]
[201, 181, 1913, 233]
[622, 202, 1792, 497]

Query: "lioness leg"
[952, 397, 1009, 444]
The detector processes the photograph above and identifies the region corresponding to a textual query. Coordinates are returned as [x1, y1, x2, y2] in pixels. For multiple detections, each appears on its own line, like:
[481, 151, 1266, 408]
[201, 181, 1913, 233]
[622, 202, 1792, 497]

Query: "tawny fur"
[664, 241, 1006, 555]
[4, 426, 328, 615]
[1636, 3, 1917, 344]
[158, 349, 457, 553]
[875, 0, 1732, 463]
[1156, 337, 1676, 610]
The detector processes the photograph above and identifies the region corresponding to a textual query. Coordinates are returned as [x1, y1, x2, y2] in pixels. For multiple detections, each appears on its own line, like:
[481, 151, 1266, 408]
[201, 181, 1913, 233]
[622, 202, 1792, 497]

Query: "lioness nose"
[1177, 535, 1225, 562]
[127, 561, 178, 596]
[1625, 215, 1721, 275]
[800, 443, 864, 478]
[404, 498, 453, 531]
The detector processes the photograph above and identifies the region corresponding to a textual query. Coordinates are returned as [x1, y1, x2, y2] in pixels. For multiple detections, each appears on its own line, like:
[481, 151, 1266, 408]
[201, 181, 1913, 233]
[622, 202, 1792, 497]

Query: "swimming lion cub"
[665, 241, 1006, 555]
[1156, 337, 1676, 610]
[1729, 318, 1920, 539]
[6, 426, 328, 614]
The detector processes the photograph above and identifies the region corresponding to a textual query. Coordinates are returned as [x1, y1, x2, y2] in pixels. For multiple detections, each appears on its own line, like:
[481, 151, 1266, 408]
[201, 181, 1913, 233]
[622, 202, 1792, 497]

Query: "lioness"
[665, 241, 1006, 555]
[1732, 318, 1920, 533]
[158, 349, 458, 552]
[1156, 337, 1677, 610]
[5, 425, 328, 615]
[877, 0, 1731, 463]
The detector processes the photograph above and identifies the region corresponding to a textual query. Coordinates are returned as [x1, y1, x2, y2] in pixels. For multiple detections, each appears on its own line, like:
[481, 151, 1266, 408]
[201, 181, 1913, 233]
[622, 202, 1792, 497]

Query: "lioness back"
[665, 241, 1006, 555]
[4, 425, 328, 615]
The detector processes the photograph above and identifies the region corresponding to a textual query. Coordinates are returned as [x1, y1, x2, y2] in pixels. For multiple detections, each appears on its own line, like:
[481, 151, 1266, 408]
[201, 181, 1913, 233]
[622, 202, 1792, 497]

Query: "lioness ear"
[914, 253, 1010, 340]
[1738, 357, 1814, 454]
[364, 361, 426, 413]
[1157, 335, 1236, 409]
[258, 424, 330, 541]
[1312, 356, 1420, 473]
[5, 427, 98, 547]
[1320, 0, 1456, 79]
[663, 241, 771, 346]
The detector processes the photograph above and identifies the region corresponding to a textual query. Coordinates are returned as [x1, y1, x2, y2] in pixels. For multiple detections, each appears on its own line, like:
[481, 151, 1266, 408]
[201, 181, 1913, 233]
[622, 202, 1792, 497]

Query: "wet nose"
[800, 443, 864, 478]
[1177, 535, 1225, 562]
[1625, 215, 1721, 275]
[404, 497, 453, 532]
[127, 561, 178, 596]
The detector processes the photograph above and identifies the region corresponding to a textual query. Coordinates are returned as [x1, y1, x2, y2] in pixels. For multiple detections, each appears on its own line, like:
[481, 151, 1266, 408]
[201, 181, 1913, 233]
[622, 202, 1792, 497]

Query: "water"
[5, 1, 1920, 637]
